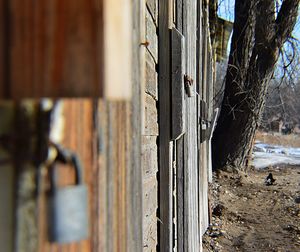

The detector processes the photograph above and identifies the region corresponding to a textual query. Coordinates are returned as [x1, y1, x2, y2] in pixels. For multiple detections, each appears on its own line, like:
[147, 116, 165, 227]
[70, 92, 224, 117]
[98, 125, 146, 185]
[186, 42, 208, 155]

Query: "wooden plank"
[146, 0, 158, 25]
[108, 102, 129, 252]
[128, 0, 143, 249]
[103, 0, 132, 99]
[176, 0, 183, 32]
[144, 94, 159, 136]
[1, 0, 133, 99]
[158, 0, 173, 250]
[207, 45, 215, 183]
[143, 1, 158, 250]
[38, 99, 142, 252]
[0, 0, 9, 97]
[176, 136, 184, 252]
[14, 101, 41, 252]
[0, 159, 14, 252]
[143, 175, 158, 251]
[146, 7, 158, 62]
[35, 98, 142, 252]
[7, 1, 103, 98]
[36, 100, 93, 252]
[183, 0, 201, 250]
[142, 136, 158, 180]
[171, 28, 186, 140]
[200, 140, 209, 236]
[0, 102, 15, 252]
[199, 6, 210, 237]
[145, 52, 158, 101]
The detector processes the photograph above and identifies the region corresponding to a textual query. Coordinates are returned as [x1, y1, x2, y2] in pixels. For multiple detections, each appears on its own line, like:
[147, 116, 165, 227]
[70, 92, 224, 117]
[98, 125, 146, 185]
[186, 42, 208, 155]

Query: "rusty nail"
[140, 41, 150, 47]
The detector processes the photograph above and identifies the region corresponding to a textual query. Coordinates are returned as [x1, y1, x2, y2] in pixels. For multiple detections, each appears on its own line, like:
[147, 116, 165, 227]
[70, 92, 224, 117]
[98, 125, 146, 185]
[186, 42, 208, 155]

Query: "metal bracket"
[184, 75, 194, 97]
[200, 100, 208, 143]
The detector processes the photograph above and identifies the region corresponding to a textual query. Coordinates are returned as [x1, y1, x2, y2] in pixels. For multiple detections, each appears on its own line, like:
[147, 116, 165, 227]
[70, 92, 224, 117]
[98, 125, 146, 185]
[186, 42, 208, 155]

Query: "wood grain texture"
[183, 0, 200, 250]
[0, 0, 8, 97]
[199, 6, 211, 236]
[2, 0, 142, 249]
[145, 51, 158, 101]
[171, 28, 185, 140]
[6, 0, 103, 98]
[146, 0, 158, 25]
[146, 7, 158, 62]
[35, 99, 142, 252]
[158, 0, 173, 250]
[176, 0, 183, 32]
[0, 0, 133, 99]
[207, 47, 214, 183]
[128, 0, 143, 249]
[143, 2, 158, 250]
[144, 94, 159, 136]
[37, 100, 94, 252]
[98, 100, 142, 252]
[176, 136, 184, 252]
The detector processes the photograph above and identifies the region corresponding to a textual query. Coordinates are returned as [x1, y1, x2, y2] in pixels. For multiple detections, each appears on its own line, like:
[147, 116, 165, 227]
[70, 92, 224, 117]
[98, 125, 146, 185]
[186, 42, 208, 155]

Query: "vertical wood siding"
[143, 0, 159, 251]
[158, 0, 173, 250]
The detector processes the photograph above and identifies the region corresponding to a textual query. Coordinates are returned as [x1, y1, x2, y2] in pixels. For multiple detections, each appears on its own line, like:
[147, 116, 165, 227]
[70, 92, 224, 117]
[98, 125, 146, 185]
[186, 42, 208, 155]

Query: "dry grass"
[255, 131, 300, 147]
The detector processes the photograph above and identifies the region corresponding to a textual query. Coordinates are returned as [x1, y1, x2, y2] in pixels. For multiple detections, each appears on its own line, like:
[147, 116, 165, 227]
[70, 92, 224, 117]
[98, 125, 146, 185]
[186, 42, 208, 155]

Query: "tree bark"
[212, 0, 299, 170]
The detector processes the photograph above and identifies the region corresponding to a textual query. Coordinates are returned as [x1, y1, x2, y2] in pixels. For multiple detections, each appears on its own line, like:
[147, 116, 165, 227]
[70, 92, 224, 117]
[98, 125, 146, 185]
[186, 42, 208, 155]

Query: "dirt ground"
[203, 166, 300, 252]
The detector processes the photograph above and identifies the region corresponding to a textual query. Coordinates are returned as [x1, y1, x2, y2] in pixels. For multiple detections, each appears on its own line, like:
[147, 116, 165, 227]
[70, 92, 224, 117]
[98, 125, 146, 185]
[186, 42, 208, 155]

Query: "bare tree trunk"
[212, 0, 299, 170]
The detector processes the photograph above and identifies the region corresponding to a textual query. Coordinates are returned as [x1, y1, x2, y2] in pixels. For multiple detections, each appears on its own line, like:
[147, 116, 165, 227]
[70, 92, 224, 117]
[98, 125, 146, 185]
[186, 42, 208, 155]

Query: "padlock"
[48, 152, 89, 243]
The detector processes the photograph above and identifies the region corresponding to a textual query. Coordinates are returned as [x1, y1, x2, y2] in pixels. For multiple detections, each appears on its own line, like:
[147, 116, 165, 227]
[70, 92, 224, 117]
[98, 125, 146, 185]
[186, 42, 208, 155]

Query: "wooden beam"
[176, 136, 184, 252]
[0, 102, 15, 252]
[158, 0, 173, 250]
[171, 28, 186, 140]
[183, 0, 200, 250]
[0, 0, 133, 99]
[103, 0, 132, 99]
[127, 0, 143, 249]
[7, 0, 103, 98]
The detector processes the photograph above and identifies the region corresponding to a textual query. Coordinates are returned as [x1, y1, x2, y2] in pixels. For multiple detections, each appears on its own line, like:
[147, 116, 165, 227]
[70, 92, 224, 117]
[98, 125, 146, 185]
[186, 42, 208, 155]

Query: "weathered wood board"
[183, 0, 200, 250]
[158, 0, 173, 250]
[176, 136, 185, 252]
[171, 28, 186, 140]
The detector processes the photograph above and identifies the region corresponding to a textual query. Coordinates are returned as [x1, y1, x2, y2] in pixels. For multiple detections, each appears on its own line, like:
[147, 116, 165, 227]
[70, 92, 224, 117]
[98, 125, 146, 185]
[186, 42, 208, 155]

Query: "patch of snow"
[252, 143, 300, 169]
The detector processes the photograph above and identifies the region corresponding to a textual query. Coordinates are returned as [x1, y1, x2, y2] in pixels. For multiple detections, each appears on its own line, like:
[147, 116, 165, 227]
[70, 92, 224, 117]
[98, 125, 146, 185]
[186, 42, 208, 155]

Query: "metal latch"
[184, 75, 194, 97]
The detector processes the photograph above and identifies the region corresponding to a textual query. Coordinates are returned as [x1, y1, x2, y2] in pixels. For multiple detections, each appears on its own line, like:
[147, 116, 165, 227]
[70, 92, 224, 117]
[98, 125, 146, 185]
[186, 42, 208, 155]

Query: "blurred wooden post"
[0, 0, 142, 251]
[0, 0, 132, 99]
[0, 102, 15, 252]
[103, 0, 132, 99]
